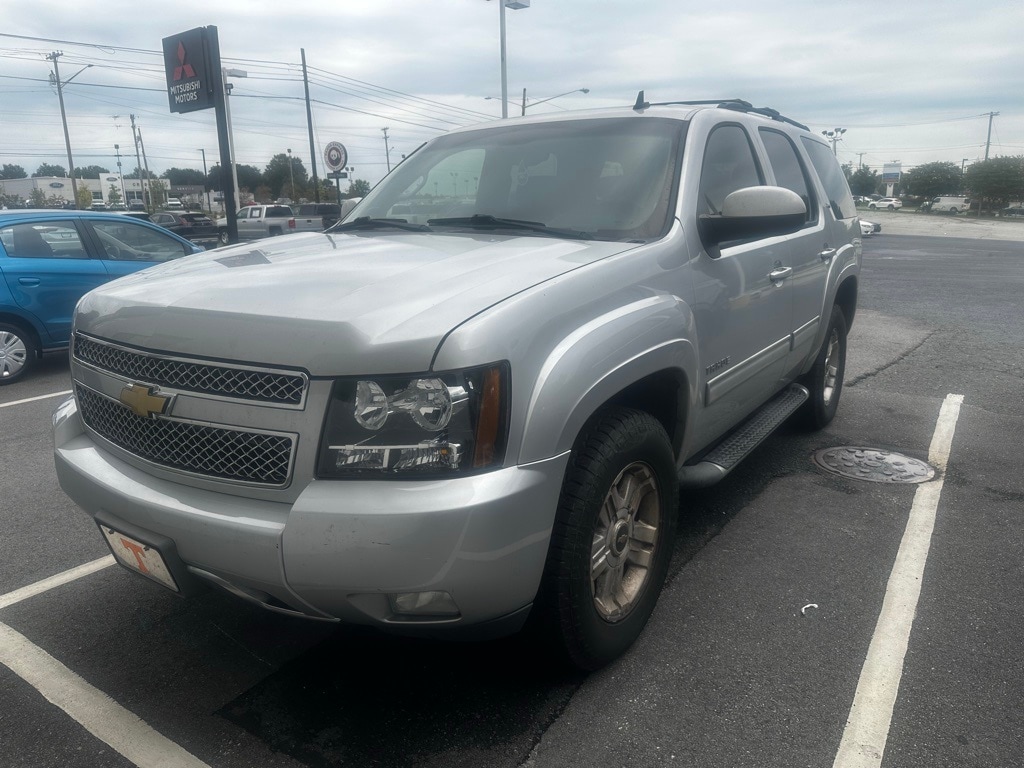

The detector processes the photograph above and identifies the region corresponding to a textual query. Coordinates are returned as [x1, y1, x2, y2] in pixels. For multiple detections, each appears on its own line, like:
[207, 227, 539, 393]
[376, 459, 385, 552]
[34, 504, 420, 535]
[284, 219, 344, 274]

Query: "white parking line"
[833, 393, 965, 768]
[0, 390, 72, 409]
[0, 621, 212, 768]
[0, 556, 114, 611]
[0, 559, 211, 767]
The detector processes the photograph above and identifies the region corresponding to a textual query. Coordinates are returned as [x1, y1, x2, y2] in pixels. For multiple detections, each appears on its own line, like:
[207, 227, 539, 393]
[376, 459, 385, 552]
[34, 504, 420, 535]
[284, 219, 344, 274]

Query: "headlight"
[317, 363, 509, 478]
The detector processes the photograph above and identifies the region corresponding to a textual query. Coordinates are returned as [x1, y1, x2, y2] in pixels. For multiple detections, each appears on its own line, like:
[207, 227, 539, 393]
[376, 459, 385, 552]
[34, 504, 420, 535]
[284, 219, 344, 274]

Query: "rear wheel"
[533, 408, 678, 670]
[0, 322, 38, 385]
[799, 305, 847, 429]
[218, 229, 230, 246]
[887, 204, 895, 211]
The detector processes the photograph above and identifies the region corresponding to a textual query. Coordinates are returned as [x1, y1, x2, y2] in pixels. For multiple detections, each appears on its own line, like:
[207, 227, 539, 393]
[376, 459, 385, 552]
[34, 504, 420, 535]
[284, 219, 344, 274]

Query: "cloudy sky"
[2, 0, 1022, 189]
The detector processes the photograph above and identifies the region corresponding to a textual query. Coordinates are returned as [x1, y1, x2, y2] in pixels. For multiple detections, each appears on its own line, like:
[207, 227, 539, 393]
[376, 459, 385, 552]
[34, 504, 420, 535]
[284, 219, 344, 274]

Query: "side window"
[89, 220, 190, 263]
[698, 124, 764, 215]
[801, 138, 857, 219]
[1, 221, 88, 259]
[759, 129, 817, 225]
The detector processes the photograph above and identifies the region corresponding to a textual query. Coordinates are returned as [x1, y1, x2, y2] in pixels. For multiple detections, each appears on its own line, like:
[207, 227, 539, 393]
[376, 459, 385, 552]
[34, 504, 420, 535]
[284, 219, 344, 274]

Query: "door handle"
[18, 277, 41, 286]
[819, 247, 837, 261]
[768, 266, 793, 282]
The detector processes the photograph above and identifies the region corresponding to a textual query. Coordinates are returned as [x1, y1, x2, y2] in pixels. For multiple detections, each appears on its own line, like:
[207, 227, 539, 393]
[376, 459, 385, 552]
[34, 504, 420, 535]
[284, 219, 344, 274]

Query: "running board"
[678, 383, 809, 489]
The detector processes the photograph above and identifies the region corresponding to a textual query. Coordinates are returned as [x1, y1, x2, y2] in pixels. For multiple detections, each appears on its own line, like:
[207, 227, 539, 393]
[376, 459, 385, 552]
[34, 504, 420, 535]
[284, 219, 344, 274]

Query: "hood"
[75, 231, 636, 375]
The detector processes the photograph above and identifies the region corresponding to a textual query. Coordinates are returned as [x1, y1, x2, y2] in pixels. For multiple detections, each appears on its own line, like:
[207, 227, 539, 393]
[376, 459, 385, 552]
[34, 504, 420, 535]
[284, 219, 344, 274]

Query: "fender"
[518, 294, 698, 465]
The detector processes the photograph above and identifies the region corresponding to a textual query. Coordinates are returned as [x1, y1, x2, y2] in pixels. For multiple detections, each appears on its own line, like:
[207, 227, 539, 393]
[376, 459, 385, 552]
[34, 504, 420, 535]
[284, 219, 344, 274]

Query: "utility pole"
[984, 111, 999, 161]
[130, 114, 145, 209]
[47, 51, 81, 208]
[381, 128, 392, 172]
[522, 87, 527, 116]
[301, 49, 320, 203]
[136, 122, 154, 210]
[857, 152, 866, 169]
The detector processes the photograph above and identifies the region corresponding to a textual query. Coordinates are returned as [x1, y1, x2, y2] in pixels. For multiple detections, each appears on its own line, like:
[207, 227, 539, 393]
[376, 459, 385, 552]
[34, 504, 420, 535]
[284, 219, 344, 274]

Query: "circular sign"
[324, 141, 348, 172]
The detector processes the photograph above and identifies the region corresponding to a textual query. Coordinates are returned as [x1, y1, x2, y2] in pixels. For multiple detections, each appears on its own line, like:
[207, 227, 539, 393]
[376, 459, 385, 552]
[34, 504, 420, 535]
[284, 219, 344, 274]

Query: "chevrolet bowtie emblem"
[119, 383, 173, 419]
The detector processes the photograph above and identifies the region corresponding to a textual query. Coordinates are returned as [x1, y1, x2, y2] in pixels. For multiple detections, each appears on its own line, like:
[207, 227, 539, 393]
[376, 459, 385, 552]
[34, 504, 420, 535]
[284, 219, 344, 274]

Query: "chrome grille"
[75, 385, 293, 486]
[73, 334, 306, 406]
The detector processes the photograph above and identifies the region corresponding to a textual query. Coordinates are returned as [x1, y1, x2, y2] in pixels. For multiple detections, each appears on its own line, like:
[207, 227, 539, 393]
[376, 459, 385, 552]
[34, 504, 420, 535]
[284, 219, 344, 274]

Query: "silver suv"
[54, 96, 861, 670]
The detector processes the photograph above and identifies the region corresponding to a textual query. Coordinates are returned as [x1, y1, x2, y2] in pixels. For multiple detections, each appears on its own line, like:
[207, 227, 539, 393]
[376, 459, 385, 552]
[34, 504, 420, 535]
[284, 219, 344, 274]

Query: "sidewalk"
[860, 209, 1024, 241]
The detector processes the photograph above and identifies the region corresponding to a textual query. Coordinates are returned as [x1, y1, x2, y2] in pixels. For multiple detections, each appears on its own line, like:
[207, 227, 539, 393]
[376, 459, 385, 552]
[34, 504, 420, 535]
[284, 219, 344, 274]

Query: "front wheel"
[798, 305, 848, 429]
[887, 204, 895, 211]
[0, 323, 38, 385]
[533, 408, 678, 671]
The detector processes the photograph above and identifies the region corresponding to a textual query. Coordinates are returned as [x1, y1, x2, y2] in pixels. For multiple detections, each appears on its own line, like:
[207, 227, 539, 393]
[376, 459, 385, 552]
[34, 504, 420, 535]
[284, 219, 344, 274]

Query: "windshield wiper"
[332, 217, 430, 232]
[427, 214, 593, 240]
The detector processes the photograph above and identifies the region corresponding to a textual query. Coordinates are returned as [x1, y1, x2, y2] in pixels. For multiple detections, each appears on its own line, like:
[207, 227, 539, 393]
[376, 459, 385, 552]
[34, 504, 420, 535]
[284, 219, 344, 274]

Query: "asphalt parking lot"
[1, 216, 1022, 767]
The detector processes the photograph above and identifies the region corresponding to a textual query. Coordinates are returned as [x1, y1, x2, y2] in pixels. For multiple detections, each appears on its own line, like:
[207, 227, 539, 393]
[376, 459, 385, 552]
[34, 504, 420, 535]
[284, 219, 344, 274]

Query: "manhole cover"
[812, 447, 936, 484]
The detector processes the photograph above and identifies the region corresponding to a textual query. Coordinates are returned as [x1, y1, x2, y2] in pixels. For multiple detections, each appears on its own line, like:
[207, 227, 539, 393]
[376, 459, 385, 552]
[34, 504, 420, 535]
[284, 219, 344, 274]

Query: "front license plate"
[100, 526, 180, 593]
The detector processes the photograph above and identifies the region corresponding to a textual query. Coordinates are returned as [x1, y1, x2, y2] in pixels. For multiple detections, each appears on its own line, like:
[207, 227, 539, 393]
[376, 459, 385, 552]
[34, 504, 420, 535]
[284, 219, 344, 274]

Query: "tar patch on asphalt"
[219, 627, 585, 768]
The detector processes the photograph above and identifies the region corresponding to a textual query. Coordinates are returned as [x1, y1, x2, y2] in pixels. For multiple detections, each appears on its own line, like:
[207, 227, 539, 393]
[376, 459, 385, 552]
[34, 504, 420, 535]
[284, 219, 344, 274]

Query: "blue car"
[0, 210, 204, 384]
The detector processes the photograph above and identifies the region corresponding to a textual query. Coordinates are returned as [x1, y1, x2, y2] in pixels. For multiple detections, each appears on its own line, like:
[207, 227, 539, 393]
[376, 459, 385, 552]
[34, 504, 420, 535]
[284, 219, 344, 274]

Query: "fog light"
[388, 590, 460, 617]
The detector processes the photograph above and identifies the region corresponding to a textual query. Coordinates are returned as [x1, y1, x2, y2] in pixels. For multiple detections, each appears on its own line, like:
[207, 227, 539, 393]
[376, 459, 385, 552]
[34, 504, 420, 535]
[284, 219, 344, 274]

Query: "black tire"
[887, 204, 895, 211]
[0, 322, 38, 385]
[798, 305, 847, 429]
[949, 208, 957, 215]
[218, 229, 230, 246]
[269, 227, 282, 237]
[533, 407, 678, 671]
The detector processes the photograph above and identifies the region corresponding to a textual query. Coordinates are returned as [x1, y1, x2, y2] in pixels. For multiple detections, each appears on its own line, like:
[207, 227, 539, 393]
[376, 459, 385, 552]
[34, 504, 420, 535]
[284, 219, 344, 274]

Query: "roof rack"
[631, 91, 809, 131]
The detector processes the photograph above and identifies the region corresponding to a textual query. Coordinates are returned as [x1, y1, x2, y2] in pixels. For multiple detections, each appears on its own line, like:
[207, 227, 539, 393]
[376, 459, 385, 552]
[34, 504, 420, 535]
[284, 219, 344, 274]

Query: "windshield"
[352, 117, 684, 241]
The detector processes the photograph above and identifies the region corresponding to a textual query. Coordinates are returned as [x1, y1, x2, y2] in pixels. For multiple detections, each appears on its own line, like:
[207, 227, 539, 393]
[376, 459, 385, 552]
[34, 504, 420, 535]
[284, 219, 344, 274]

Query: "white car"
[860, 219, 881, 236]
[868, 197, 902, 211]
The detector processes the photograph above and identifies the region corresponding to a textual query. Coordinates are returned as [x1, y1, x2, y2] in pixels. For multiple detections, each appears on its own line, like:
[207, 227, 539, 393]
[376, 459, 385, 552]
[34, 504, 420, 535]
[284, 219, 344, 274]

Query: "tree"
[1, 164, 27, 180]
[264, 153, 309, 199]
[347, 179, 371, 198]
[848, 167, 879, 197]
[75, 165, 111, 179]
[107, 184, 122, 206]
[162, 167, 206, 186]
[902, 162, 961, 200]
[76, 185, 93, 210]
[963, 156, 1024, 209]
[34, 163, 67, 178]
[29, 188, 47, 207]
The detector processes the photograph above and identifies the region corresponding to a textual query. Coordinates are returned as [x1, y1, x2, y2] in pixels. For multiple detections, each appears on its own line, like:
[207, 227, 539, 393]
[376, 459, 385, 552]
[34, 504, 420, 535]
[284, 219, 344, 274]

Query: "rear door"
[757, 128, 831, 381]
[688, 122, 793, 447]
[0, 219, 107, 345]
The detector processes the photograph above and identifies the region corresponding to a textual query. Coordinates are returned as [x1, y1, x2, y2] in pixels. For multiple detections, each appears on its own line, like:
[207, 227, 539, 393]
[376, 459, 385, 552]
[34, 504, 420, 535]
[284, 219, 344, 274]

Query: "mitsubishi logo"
[173, 42, 196, 81]
[119, 383, 173, 419]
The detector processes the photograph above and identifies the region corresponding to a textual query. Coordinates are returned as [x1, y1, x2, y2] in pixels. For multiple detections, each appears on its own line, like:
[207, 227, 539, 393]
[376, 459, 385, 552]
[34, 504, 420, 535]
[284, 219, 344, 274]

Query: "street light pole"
[287, 148, 294, 199]
[114, 144, 127, 204]
[493, 0, 529, 119]
[198, 148, 210, 212]
[47, 52, 91, 208]
[222, 68, 247, 212]
[821, 127, 846, 155]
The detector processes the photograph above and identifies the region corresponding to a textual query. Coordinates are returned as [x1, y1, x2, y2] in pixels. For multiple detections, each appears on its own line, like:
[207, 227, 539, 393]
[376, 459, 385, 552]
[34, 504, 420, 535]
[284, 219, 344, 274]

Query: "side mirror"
[698, 186, 807, 249]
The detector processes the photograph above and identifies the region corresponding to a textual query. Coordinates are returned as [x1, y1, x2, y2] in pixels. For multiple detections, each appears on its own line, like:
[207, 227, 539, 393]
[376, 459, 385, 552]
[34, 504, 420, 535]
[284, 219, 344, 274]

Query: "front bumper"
[54, 396, 568, 635]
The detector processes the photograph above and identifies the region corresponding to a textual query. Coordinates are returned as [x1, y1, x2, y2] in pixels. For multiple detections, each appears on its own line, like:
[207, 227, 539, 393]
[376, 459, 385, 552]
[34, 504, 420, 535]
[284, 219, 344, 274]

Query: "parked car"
[53, 97, 861, 670]
[149, 211, 219, 247]
[0, 210, 203, 383]
[216, 204, 295, 245]
[868, 197, 902, 211]
[860, 219, 881, 236]
[117, 211, 154, 222]
[165, 197, 184, 210]
[293, 203, 343, 232]
[927, 196, 971, 214]
[1000, 206, 1024, 218]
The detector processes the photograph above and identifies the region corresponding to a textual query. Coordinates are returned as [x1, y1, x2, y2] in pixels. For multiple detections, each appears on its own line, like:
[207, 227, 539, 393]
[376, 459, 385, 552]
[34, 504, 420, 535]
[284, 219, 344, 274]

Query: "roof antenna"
[633, 90, 649, 111]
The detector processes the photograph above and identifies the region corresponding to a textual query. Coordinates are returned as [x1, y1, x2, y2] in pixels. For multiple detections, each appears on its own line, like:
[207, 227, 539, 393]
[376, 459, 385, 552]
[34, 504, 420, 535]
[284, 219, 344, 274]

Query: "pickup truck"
[293, 199, 363, 233]
[54, 97, 861, 670]
[216, 204, 295, 244]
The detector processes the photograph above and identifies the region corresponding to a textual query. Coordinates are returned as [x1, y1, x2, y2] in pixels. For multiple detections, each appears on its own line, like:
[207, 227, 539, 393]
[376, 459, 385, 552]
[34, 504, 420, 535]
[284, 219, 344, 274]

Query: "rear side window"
[267, 206, 293, 217]
[759, 129, 817, 225]
[698, 124, 764, 215]
[801, 139, 857, 219]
